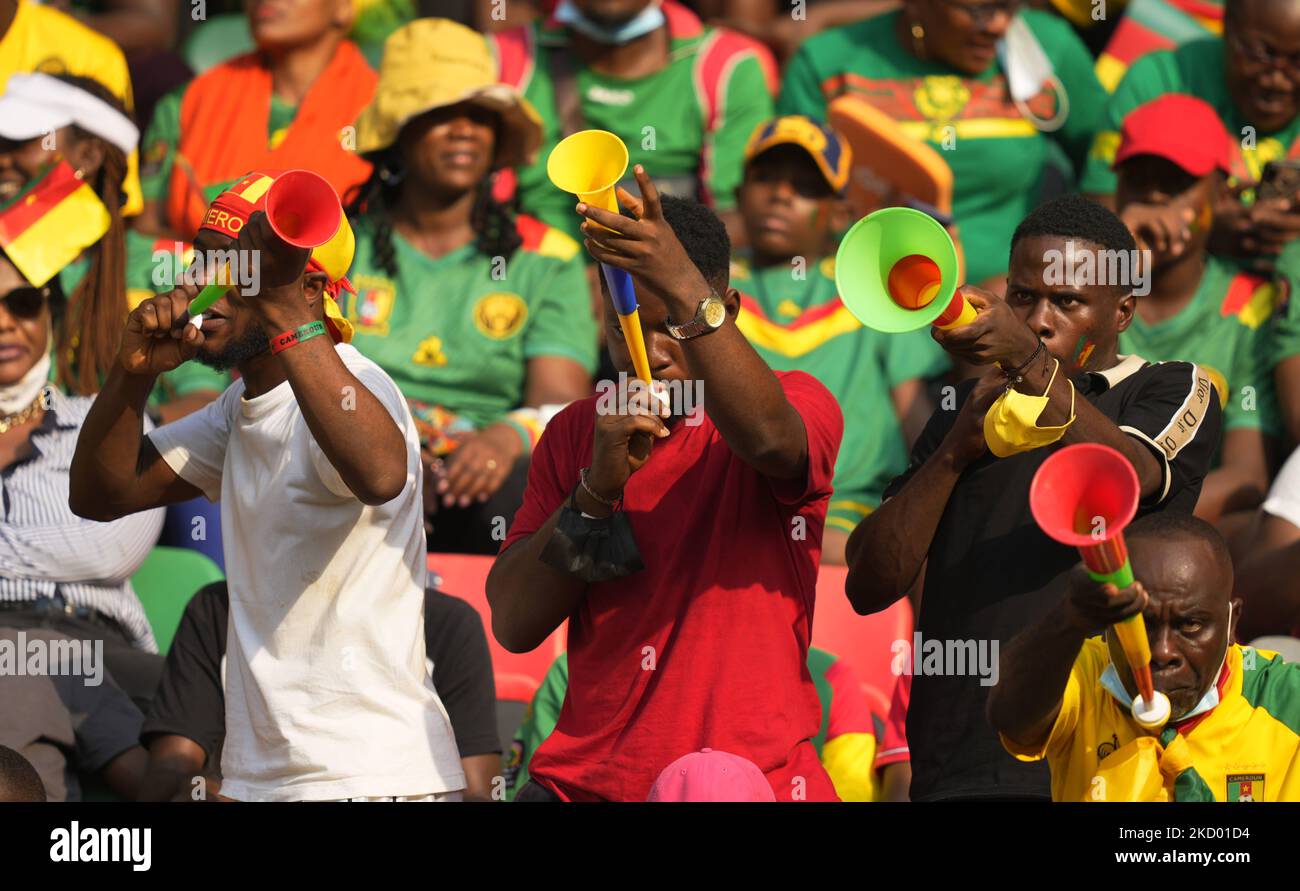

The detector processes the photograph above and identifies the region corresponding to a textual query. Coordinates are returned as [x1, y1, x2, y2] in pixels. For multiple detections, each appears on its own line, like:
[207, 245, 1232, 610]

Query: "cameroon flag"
[0, 161, 111, 287]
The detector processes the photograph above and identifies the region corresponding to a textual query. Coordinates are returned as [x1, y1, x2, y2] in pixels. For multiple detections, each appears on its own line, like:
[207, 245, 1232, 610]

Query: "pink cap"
[646, 749, 776, 802]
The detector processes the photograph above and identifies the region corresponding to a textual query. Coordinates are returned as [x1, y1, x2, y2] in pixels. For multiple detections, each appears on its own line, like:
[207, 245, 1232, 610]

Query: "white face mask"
[0, 349, 50, 415]
[553, 0, 666, 45]
[1101, 603, 1233, 724]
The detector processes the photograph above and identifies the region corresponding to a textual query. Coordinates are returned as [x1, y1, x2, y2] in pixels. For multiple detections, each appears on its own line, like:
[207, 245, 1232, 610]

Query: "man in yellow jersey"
[990, 511, 1300, 801]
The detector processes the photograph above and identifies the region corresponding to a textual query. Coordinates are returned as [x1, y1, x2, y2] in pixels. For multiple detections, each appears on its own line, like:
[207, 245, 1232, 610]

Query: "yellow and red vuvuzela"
[0, 161, 110, 287]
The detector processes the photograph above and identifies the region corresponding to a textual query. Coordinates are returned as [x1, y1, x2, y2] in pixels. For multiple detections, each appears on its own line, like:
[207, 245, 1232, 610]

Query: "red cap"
[1113, 94, 1232, 177]
[646, 749, 776, 802]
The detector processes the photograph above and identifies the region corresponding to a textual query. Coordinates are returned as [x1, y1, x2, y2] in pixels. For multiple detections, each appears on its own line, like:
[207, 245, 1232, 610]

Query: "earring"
[911, 21, 927, 58]
[378, 158, 405, 186]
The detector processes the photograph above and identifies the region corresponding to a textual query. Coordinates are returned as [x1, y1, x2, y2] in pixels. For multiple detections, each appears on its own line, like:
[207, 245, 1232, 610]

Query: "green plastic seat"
[182, 13, 255, 75]
[131, 547, 224, 655]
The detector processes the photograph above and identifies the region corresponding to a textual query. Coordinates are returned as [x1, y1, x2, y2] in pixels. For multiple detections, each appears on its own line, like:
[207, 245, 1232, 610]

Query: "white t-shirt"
[149, 344, 465, 801]
[1264, 446, 1300, 530]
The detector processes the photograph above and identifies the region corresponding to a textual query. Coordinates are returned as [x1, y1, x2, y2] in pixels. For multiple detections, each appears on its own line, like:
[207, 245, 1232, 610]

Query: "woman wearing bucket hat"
[347, 19, 597, 555]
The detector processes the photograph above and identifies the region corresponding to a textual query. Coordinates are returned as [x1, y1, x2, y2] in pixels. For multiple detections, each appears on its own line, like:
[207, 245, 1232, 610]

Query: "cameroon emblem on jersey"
[473, 292, 528, 340]
[1227, 774, 1264, 802]
[348, 275, 396, 337]
[915, 76, 971, 124]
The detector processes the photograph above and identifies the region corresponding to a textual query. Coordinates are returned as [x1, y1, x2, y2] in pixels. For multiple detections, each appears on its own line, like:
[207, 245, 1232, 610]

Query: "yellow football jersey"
[1003, 640, 1300, 802]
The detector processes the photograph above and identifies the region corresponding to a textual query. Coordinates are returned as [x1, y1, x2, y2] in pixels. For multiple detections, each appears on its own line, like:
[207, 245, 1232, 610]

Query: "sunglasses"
[0, 285, 53, 319]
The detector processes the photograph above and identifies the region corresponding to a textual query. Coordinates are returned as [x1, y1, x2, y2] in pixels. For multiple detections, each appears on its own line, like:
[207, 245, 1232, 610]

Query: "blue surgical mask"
[554, 0, 666, 45]
[1100, 605, 1232, 725]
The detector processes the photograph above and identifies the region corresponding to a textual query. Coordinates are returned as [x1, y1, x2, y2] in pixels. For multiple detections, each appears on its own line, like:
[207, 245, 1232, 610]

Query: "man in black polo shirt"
[845, 194, 1222, 801]
[136, 584, 502, 801]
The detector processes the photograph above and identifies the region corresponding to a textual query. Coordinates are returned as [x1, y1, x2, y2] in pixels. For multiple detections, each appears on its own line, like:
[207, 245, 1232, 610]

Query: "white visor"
[0, 72, 138, 155]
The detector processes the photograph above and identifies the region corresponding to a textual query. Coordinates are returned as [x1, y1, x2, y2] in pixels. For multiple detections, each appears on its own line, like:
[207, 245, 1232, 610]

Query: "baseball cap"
[1113, 94, 1232, 177]
[0, 73, 138, 155]
[744, 116, 852, 195]
[646, 749, 776, 802]
[198, 170, 355, 344]
[355, 18, 542, 168]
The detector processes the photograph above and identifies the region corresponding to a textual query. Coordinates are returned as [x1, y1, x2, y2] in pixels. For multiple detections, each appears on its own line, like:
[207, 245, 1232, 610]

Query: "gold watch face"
[703, 297, 727, 327]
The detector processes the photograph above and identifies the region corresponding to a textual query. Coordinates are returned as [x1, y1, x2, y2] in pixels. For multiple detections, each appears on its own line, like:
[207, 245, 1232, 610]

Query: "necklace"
[0, 389, 47, 434]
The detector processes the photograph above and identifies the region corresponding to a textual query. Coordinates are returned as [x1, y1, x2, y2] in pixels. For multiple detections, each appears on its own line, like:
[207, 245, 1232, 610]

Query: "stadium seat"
[131, 547, 225, 655]
[426, 553, 567, 697]
[181, 14, 254, 75]
[811, 564, 912, 705]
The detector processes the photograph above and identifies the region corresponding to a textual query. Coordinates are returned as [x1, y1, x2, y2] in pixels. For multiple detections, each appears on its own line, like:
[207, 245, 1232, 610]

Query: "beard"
[195, 324, 270, 371]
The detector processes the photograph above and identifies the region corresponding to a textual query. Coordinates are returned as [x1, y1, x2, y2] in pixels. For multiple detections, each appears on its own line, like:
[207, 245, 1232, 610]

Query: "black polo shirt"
[142, 585, 501, 765]
[883, 356, 1221, 801]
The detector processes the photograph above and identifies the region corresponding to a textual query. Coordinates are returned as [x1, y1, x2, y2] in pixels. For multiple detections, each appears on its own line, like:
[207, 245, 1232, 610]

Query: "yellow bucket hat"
[354, 18, 543, 169]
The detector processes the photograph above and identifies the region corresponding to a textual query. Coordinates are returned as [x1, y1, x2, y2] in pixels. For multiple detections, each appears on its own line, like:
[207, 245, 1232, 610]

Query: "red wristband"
[271, 320, 327, 355]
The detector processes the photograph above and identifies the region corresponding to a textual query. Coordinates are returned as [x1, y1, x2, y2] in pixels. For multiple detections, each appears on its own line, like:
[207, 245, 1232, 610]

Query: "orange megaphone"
[188, 169, 345, 316]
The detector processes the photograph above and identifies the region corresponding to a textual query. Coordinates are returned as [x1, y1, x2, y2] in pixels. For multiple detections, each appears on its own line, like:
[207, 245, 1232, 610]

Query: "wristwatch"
[666, 291, 727, 340]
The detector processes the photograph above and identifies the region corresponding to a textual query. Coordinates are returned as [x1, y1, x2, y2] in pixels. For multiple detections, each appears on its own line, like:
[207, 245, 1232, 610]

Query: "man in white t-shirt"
[69, 171, 465, 801]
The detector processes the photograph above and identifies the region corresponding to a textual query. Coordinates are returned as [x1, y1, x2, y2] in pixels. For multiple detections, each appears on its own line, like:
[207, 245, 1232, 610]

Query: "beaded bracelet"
[271, 320, 327, 355]
[1002, 338, 1046, 389]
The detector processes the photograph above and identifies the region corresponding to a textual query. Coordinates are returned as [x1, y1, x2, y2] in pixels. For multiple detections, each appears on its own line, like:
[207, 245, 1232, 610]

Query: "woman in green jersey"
[347, 20, 597, 553]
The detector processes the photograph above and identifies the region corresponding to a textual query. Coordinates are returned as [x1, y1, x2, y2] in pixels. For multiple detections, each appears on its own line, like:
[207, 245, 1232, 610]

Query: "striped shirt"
[0, 387, 163, 651]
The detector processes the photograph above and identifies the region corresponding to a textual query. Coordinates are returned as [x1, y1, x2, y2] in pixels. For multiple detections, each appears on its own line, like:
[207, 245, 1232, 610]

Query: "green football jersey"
[731, 254, 949, 531]
[778, 9, 1107, 284]
[495, 13, 774, 243]
[341, 213, 597, 432]
[1119, 255, 1281, 436]
[1271, 240, 1300, 365]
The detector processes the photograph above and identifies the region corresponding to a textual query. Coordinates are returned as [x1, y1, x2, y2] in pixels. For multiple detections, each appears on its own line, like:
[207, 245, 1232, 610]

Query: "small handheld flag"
[547, 130, 653, 384]
[0, 162, 110, 287]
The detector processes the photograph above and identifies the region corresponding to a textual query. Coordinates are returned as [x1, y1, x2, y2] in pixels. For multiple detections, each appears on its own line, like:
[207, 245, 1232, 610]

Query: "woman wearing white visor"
[0, 71, 227, 421]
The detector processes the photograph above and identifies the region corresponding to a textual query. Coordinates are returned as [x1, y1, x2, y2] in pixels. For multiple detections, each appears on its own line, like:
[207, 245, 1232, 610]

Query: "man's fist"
[228, 211, 314, 330]
[119, 287, 204, 377]
[586, 379, 670, 504]
[931, 286, 1039, 368]
[1063, 564, 1149, 634]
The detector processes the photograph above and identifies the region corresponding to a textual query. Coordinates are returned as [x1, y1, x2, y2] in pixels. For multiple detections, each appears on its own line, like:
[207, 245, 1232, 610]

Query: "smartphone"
[1258, 160, 1300, 202]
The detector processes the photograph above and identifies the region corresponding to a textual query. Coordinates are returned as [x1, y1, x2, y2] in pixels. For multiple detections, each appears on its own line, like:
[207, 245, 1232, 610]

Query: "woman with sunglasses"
[0, 251, 165, 707]
[778, 0, 1107, 290]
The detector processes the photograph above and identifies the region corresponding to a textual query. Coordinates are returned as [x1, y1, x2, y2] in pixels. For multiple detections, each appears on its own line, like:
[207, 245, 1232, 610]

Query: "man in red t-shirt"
[488, 166, 843, 802]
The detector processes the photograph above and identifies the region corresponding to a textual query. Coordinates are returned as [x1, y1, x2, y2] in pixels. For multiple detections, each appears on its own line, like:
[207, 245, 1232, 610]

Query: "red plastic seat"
[427, 553, 566, 700]
[811, 564, 912, 707]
